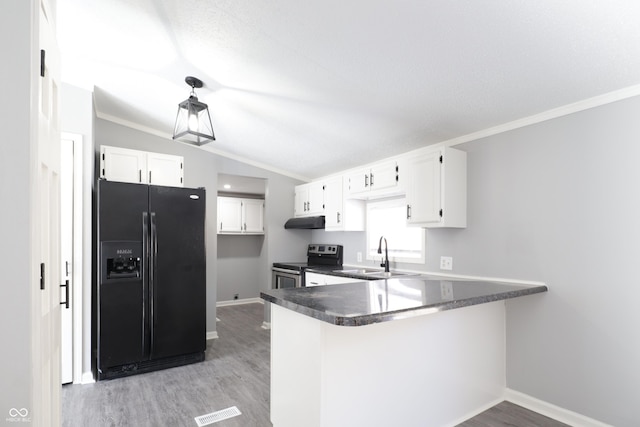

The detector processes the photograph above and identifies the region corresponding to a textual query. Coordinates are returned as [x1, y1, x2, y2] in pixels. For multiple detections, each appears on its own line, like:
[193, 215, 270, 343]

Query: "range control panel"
[307, 244, 342, 257]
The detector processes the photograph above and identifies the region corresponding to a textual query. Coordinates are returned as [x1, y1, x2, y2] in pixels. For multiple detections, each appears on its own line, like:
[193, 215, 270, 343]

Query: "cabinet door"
[305, 272, 326, 287]
[101, 146, 146, 184]
[346, 167, 370, 195]
[294, 185, 309, 217]
[306, 181, 325, 215]
[217, 197, 243, 233]
[370, 160, 398, 192]
[407, 150, 442, 224]
[147, 152, 184, 187]
[294, 182, 324, 217]
[324, 176, 343, 229]
[242, 199, 264, 234]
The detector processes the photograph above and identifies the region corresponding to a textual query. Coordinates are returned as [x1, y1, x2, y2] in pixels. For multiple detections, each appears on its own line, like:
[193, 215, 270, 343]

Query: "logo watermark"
[6, 408, 30, 423]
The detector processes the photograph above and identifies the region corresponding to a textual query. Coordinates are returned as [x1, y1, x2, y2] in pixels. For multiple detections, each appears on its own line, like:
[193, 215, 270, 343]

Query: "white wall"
[313, 94, 640, 426]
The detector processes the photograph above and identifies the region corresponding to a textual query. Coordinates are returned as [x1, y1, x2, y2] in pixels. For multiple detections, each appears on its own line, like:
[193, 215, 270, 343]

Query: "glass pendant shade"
[173, 77, 215, 146]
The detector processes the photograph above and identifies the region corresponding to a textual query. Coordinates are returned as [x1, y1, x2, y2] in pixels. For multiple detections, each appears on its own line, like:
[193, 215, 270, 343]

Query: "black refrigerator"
[96, 180, 206, 380]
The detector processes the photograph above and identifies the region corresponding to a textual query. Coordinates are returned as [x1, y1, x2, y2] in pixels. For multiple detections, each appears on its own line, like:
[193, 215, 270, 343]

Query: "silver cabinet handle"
[407, 204, 411, 219]
[370, 173, 374, 187]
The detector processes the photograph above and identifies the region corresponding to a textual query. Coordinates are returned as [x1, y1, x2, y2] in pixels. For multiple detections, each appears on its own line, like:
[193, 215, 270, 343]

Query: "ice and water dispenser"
[101, 241, 142, 283]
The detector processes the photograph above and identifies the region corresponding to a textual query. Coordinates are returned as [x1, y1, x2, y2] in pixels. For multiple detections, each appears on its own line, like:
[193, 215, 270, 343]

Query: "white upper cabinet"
[100, 146, 147, 184]
[294, 181, 324, 217]
[217, 197, 243, 233]
[324, 176, 364, 231]
[100, 145, 184, 187]
[217, 197, 264, 234]
[346, 160, 400, 198]
[242, 199, 265, 233]
[406, 146, 466, 228]
[146, 152, 184, 187]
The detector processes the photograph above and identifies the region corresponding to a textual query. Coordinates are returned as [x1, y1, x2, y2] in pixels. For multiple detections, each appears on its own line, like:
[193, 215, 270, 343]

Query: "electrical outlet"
[440, 281, 454, 300]
[440, 256, 453, 271]
[357, 252, 363, 262]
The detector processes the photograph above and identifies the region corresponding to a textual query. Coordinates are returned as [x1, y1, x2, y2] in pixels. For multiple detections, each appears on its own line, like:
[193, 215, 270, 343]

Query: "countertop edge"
[260, 283, 548, 327]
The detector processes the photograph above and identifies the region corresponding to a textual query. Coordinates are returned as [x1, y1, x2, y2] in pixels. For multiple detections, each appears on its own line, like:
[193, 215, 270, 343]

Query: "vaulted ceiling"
[58, 0, 640, 180]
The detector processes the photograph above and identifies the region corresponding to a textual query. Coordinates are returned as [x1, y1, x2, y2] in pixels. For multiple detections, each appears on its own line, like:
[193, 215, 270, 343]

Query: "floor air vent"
[194, 406, 242, 426]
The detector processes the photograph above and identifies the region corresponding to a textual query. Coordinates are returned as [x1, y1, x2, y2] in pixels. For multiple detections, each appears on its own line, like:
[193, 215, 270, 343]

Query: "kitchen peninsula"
[261, 277, 547, 427]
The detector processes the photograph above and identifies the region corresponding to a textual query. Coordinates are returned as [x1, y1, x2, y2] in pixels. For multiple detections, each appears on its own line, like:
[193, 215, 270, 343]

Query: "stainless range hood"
[284, 216, 325, 229]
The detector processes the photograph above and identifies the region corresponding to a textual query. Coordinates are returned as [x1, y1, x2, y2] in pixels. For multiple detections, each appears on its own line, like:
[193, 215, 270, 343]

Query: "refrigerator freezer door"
[98, 181, 150, 370]
[149, 186, 206, 359]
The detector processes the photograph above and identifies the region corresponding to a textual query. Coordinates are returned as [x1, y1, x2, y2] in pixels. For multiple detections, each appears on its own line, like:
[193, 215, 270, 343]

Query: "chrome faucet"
[377, 236, 389, 273]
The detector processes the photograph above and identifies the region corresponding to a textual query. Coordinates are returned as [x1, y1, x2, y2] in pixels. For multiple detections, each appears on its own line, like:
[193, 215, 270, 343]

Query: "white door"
[33, 0, 62, 423]
[60, 138, 73, 384]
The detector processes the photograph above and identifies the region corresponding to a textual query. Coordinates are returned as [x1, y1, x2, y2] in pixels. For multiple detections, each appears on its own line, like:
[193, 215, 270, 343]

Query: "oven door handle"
[272, 267, 302, 275]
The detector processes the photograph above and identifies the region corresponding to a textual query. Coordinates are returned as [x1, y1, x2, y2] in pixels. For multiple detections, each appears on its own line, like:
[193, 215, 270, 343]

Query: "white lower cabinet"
[305, 272, 363, 287]
[217, 197, 264, 234]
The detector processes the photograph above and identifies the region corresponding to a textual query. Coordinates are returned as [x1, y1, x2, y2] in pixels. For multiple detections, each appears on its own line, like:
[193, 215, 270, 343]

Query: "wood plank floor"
[62, 303, 568, 427]
[62, 303, 272, 427]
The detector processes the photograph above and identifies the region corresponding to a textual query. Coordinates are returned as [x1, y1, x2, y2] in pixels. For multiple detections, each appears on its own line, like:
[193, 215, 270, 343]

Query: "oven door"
[272, 267, 302, 289]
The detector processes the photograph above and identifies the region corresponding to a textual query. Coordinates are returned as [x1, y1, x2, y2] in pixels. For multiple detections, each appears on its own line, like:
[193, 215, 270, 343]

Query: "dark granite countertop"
[261, 277, 547, 326]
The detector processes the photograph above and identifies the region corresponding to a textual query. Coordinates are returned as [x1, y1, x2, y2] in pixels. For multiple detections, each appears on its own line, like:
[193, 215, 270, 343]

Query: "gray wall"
[217, 234, 265, 301]
[0, 0, 33, 421]
[95, 118, 305, 334]
[312, 95, 640, 426]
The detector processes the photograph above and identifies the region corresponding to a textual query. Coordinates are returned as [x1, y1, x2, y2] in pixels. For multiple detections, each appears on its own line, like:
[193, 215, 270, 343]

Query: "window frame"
[365, 197, 426, 265]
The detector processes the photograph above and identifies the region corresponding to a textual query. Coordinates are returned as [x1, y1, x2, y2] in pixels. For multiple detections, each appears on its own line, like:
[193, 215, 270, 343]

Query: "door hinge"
[40, 50, 45, 77]
[40, 262, 45, 290]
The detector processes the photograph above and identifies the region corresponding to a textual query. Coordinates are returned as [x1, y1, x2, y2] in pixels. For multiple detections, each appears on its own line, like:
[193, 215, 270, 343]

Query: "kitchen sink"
[332, 269, 417, 279]
[363, 271, 416, 278]
[333, 268, 382, 275]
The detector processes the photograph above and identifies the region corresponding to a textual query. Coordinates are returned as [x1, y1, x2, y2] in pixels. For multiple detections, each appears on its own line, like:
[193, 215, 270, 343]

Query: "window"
[366, 197, 425, 264]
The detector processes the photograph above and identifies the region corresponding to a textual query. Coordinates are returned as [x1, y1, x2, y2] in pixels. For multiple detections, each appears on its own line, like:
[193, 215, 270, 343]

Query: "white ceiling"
[57, 0, 640, 180]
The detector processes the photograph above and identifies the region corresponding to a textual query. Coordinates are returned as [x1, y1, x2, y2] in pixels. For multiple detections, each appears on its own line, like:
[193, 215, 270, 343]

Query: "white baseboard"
[442, 397, 504, 427]
[505, 389, 612, 427]
[216, 297, 264, 307]
[80, 371, 95, 384]
[206, 331, 219, 340]
[261, 321, 271, 330]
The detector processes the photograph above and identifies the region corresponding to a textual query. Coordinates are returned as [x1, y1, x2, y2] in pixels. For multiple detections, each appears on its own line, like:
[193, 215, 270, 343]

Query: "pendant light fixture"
[172, 76, 215, 145]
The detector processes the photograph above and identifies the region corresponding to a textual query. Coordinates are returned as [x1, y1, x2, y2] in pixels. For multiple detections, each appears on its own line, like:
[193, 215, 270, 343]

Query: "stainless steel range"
[272, 244, 343, 289]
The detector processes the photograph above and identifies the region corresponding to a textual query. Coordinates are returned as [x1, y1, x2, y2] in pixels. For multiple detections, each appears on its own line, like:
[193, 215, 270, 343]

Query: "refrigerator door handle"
[142, 211, 150, 358]
[150, 211, 157, 357]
